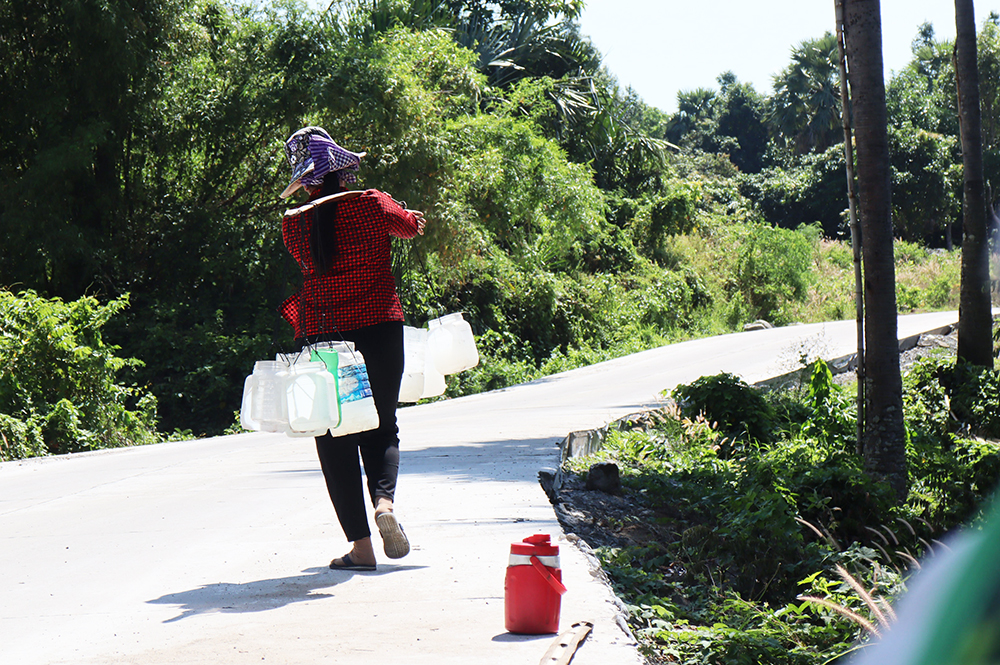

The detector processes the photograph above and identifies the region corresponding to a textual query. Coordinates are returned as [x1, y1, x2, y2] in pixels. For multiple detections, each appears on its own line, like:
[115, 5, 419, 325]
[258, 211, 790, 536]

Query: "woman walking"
[279, 126, 425, 570]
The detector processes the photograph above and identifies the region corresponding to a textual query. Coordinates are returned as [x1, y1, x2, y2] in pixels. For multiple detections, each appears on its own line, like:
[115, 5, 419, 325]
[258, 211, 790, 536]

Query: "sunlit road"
[0, 311, 960, 665]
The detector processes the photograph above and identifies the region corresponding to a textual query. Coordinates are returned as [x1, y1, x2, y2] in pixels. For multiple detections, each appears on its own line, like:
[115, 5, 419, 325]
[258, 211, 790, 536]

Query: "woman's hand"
[407, 209, 426, 235]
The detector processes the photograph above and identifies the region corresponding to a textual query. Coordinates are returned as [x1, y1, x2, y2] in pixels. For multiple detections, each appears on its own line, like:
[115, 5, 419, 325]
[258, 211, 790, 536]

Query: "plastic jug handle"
[530, 555, 567, 596]
[240, 374, 258, 430]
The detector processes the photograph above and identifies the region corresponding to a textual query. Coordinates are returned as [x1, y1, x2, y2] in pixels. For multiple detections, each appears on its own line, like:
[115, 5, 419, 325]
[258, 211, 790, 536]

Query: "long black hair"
[309, 174, 345, 275]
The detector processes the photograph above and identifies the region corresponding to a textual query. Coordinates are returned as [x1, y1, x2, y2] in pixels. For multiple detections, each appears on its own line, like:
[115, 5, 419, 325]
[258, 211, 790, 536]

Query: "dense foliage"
[0, 291, 158, 460]
[569, 347, 1000, 664]
[0, 1, 997, 455]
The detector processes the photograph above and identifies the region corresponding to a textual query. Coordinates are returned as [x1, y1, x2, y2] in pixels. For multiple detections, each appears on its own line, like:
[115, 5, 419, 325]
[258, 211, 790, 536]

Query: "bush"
[904, 355, 1000, 440]
[736, 146, 848, 237]
[728, 223, 814, 325]
[907, 434, 1000, 526]
[671, 372, 775, 448]
[0, 290, 159, 459]
[798, 359, 857, 450]
[894, 239, 928, 264]
[903, 355, 1000, 524]
[631, 179, 703, 264]
[0, 413, 46, 461]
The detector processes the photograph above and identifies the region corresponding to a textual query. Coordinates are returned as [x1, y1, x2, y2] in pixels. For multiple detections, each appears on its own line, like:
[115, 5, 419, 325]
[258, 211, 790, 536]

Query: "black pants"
[305, 321, 404, 542]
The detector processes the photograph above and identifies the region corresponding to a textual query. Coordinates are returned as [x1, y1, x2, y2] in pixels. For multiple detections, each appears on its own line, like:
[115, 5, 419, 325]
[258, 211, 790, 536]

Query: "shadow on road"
[148, 565, 425, 622]
[491, 631, 553, 643]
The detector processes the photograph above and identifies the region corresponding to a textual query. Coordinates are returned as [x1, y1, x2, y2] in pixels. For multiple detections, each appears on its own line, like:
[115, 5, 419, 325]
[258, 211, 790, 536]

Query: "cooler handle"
[530, 555, 567, 595]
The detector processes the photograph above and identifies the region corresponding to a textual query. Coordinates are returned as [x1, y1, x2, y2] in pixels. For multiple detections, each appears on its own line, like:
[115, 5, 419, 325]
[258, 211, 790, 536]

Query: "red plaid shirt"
[279, 189, 420, 338]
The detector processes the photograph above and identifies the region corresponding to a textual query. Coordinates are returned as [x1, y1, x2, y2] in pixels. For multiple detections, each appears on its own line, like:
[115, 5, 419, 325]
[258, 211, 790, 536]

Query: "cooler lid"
[510, 533, 559, 556]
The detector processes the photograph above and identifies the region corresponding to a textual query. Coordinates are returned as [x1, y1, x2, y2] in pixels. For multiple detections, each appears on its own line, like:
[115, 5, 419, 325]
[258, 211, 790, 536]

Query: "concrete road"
[0, 312, 961, 665]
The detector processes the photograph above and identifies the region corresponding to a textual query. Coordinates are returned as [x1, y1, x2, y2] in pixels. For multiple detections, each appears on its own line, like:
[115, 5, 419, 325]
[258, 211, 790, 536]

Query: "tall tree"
[843, 0, 907, 498]
[977, 13, 1000, 177]
[0, 0, 180, 298]
[665, 75, 768, 173]
[715, 74, 769, 173]
[885, 23, 957, 138]
[664, 87, 717, 147]
[955, 0, 996, 367]
[767, 33, 842, 154]
[888, 124, 961, 246]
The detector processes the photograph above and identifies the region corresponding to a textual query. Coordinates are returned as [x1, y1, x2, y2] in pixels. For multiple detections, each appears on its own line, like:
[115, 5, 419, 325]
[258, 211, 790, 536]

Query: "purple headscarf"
[280, 127, 366, 199]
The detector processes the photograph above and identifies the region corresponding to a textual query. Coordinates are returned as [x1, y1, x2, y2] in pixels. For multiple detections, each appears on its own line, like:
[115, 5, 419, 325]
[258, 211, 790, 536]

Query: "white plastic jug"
[428, 312, 479, 375]
[309, 342, 345, 429]
[421, 348, 447, 398]
[401, 326, 446, 400]
[240, 360, 289, 433]
[400, 326, 428, 402]
[285, 360, 336, 436]
[329, 347, 380, 436]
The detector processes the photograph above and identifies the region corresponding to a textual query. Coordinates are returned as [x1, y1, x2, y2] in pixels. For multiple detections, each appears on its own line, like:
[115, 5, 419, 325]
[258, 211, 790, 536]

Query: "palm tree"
[954, 0, 995, 367]
[663, 87, 717, 146]
[767, 33, 842, 154]
[842, 0, 907, 499]
[451, 13, 598, 88]
[910, 22, 953, 86]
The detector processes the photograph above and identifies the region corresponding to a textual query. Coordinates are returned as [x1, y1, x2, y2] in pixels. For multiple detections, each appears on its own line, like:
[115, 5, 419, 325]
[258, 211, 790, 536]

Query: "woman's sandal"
[329, 552, 377, 572]
[375, 512, 410, 559]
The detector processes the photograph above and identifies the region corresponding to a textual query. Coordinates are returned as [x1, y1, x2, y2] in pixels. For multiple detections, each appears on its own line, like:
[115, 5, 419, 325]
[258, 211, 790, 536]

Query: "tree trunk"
[955, 0, 995, 367]
[843, 0, 908, 499]
[835, 0, 865, 453]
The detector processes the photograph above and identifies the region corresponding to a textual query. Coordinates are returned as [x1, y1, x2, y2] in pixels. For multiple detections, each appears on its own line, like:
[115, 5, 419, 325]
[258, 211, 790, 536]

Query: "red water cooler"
[504, 534, 568, 634]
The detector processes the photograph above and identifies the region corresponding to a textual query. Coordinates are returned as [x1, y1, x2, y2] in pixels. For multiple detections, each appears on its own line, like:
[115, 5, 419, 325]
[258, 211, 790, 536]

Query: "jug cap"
[510, 533, 559, 557]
